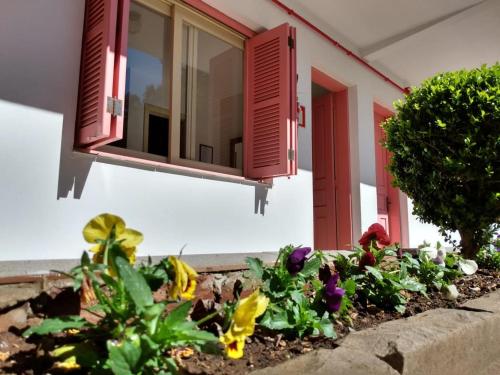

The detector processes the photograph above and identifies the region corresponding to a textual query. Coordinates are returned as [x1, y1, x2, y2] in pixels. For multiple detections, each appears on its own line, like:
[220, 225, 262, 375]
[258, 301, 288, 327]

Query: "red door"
[312, 94, 337, 249]
[374, 111, 401, 243]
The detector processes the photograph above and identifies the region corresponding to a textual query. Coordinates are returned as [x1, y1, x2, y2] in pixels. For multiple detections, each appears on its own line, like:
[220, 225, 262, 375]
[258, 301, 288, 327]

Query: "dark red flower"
[358, 251, 376, 270]
[319, 264, 332, 284]
[358, 223, 390, 249]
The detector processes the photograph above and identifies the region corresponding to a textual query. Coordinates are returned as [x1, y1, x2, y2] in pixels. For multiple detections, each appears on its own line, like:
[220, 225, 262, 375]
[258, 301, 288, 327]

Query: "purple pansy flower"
[432, 249, 446, 266]
[286, 247, 311, 275]
[324, 273, 345, 313]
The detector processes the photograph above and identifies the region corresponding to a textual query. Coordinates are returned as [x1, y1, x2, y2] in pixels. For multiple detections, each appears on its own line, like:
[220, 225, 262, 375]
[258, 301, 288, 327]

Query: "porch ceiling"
[281, 0, 500, 86]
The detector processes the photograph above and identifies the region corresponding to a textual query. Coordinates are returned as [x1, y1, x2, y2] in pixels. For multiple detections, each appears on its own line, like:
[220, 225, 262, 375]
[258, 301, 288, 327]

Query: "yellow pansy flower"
[168, 256, 198, 300]
[82, 213, 143, 266]
[220, 289, 269, 359]
[220, 332, 245, 359]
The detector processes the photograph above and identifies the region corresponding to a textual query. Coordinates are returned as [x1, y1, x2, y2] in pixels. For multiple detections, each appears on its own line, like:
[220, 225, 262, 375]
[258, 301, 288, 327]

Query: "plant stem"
[82, 308, 105, 320]
[195, 307, 224, 326]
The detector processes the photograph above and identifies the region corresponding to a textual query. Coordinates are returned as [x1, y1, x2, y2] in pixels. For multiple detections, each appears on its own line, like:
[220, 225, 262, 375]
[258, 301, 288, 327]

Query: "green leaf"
[107, 340, 141, 375]
[365, 266, 384, 281]
[114, 255, 153, 310]
[400, 278, 426, 293]
[301, 256, 321, 277]
[260, 309, 291, 331]
[343, 278, 356, 296]
[319, 316, 336, 339]
[173, 328, 218, 344]
[163, 357, 179, 374]
[143, 303, 165, 335]
[395, 304, 406, 314]
[245, 257, 264, 279]
[163, 301, 191, 327]
[100, 272, 119, 290]
[23, 316, 89, 337]
[436, 119, 447, 128]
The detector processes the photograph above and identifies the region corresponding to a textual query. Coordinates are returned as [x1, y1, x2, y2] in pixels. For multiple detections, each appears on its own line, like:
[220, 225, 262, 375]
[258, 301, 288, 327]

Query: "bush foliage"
[383, 64, 500, 258]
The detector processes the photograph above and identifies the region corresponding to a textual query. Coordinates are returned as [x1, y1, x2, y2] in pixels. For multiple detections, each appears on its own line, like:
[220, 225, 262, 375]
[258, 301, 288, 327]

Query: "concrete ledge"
[252, 348, 399, 375]
[0, 252, 280, 279]
[252, 290, 500, 375]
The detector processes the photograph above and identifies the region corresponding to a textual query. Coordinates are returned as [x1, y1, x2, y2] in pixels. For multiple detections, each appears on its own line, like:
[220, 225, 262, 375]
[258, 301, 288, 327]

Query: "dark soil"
[0, 269, 498, 375]
[181, 268, 499, 375]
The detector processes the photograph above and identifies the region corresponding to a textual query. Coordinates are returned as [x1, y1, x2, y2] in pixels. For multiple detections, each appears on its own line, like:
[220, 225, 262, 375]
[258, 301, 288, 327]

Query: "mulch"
[181, 268, 499, 375]
[0, 269, 498, 375]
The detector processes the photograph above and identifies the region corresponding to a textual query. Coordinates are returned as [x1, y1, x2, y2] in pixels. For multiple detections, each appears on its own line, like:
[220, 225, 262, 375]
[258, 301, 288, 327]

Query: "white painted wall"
[407, 201, 460, 248]
[0, 0, 442, 265]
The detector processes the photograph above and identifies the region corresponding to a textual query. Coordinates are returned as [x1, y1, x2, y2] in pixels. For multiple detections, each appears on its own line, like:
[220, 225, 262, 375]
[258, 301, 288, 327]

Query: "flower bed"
[0, 214, 498, 374]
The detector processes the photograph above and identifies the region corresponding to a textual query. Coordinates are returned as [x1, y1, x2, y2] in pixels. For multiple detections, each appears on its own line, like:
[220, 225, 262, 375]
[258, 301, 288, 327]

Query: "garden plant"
[382, 64, 500, 258]
[17, 214, 495, 374]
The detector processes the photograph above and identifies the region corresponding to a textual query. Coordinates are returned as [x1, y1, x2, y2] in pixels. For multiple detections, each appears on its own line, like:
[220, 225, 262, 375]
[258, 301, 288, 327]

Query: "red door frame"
[373, 103, 407, 246]
[311, 68, 352, 249]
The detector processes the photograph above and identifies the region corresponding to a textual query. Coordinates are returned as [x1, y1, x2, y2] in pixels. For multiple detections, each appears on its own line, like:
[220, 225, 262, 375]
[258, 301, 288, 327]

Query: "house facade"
[0, 0, 465, 275]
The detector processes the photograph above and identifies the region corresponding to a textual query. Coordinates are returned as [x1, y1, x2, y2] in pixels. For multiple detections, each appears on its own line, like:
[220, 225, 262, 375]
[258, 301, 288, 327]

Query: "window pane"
[113, 2, 172, 157]
[181, 24, 243, 168]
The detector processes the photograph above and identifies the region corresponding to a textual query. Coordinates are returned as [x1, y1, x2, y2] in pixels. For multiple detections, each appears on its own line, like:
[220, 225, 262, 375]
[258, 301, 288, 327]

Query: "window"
[76, 0, 297, 180]
[111, 1, 172, 158]
[180, 23, 243, 169]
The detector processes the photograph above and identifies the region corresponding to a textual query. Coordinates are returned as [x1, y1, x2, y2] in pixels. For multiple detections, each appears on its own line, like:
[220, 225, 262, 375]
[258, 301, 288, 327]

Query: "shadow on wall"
[255, 185, 269, 215]
[0, 1, 272, 211]
[0, 1, 93, 200]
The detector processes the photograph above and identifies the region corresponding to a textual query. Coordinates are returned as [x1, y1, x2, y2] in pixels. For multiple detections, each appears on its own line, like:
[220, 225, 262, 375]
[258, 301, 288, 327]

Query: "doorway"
[311, 69, 352, 250]
[373, 103, 402, 244]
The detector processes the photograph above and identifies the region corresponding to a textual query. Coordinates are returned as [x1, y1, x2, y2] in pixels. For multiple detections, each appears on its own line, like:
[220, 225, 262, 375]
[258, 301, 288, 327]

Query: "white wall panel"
[0, 0, 444, 263]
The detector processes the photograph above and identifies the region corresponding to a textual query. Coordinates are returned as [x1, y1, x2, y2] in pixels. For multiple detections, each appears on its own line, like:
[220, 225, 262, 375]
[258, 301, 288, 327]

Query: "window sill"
[75, 148, 273, 187]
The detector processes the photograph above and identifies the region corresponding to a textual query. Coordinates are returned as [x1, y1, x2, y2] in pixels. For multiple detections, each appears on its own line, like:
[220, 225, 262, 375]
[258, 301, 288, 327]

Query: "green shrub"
[383, 64, 500, 258]
[476, 236, 500, 270]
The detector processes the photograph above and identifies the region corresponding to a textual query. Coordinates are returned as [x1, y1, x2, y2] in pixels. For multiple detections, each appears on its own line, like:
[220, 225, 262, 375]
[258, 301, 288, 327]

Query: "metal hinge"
[288, 36, 294, 49]
[106, 96, 123, 117]
[288, 149, 295, 161]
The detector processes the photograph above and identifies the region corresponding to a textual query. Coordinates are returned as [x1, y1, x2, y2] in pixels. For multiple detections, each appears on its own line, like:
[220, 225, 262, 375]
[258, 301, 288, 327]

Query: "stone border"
[0, 250, 360, 281]
[252, 290, 500, 375]
[0, 252, 280, 279]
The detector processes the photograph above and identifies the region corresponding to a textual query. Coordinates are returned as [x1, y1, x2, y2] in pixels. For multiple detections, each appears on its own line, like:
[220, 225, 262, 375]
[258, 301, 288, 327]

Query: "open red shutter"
[244, 23, 297, 179]
[77, 0, 129, 148]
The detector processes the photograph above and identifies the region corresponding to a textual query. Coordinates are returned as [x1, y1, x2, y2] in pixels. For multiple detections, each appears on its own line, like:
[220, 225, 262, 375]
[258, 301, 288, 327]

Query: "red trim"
[311, 68, 346, 93]
[312, 70, 352, 249]
[271, 0, 410, 94]
[373, 103, 409, 246]
[374, 102, 393, 118]
[333, 90, 352, 249]
[181, 0, 256, 38]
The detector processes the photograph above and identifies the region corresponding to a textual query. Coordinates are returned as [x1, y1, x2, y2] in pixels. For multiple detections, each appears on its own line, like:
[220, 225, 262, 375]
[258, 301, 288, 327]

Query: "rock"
[340, 292, 500, 375]
[0, 283, 41, 310]
[251, 348, 399, 375]
[0, 303, 30, 332]
[443, 284, 459, 300]
[253, 291, 500, 375]
[461, 288, 500, 312]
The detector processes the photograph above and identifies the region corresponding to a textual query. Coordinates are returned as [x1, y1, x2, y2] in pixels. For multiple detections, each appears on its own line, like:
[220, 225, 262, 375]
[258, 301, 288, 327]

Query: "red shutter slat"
[77, 0, 129, 148]
[244, 23, 297, 179]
